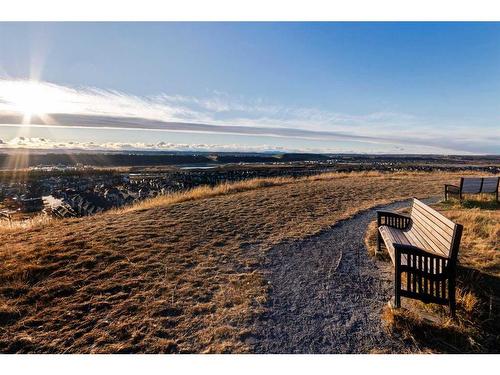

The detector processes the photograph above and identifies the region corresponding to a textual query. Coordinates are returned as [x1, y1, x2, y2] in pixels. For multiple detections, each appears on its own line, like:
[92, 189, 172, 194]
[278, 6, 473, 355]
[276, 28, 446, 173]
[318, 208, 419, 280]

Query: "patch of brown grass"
[367, 199, 500, 353]
[442, 203, 500, 276]
[118, 176, 294, 213]
[118, 171, 390, 214]
[365, 220, 387, 260]
[0, 171, 473, 353]
[0, 213, 53, 234]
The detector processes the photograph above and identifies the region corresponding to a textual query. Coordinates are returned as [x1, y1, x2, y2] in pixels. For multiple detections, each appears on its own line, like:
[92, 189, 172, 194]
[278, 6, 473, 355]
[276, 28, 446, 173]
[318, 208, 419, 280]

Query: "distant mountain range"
[0, 150, 499, 169]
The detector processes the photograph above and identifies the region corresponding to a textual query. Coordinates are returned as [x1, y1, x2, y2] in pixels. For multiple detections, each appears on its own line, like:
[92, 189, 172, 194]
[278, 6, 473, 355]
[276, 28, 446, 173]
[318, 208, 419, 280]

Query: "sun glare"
[5, 80, 55, 124]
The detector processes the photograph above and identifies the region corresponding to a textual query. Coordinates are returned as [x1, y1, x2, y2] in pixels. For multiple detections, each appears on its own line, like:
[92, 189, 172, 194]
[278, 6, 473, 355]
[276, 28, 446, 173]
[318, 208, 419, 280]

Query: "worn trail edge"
[252, 197, 438, 353]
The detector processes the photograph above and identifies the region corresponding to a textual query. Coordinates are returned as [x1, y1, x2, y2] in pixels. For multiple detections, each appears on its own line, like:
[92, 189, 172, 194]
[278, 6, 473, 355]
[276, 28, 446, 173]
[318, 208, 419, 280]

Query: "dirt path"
[253, 197, 438, 353]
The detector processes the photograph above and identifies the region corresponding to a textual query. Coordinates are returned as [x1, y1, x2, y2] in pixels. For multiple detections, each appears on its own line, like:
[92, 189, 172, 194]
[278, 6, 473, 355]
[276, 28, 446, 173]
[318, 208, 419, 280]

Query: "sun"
[6, 80, 53, 124]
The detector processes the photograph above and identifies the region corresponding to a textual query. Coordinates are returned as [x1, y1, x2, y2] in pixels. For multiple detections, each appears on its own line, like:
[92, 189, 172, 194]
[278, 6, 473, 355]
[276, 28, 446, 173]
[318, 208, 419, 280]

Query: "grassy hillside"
[0, 171, 472, 353]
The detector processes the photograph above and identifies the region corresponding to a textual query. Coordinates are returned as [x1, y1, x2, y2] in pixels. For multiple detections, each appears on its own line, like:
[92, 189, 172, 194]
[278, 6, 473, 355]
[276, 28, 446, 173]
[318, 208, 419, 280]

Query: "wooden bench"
[445, 176, 499, 202]
[377, 198, 463, 316]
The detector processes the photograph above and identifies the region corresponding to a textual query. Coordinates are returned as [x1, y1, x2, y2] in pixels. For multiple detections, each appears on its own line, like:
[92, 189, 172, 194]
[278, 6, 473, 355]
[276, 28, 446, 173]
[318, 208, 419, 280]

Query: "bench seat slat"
[393, 228, 411, 246]
[379, 226, 408, 265]
[403, 227, 430, 253]
[379, 227, 447, 274]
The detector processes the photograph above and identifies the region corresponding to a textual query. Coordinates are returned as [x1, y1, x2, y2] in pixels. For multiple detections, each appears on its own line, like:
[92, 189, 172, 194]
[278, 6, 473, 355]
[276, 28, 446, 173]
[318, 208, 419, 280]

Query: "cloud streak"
[0, 136, 291, 153]
[0, 78, 498, 154]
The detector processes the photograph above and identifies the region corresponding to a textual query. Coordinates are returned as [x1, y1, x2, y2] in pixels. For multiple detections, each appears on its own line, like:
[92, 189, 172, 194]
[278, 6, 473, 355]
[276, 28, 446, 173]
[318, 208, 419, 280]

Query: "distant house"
[52, 204, 76, 218]
[10, 197, 44, 213]
[0, 209, 13, 221]
[121, 191, 136, 205]
[65, 192, 109, 217]
[138, 188, 151, 199]
[104, 187, 123, 206]
[23, 197, 43, 212]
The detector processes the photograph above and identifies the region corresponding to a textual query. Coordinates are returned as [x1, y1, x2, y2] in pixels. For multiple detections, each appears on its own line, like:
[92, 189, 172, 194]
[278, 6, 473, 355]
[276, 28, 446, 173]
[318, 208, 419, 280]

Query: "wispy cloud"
[0, 78, 498, 154]
[0, 136, 291, 153]
[0, 136, 454, 155]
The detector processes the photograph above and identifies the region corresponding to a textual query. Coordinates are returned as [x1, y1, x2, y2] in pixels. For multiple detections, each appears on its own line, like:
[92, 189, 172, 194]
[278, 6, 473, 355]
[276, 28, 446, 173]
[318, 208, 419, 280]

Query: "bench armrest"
[445, 184, 459, 191]
[377, 210, 411, 229]
[394, 243, 449, 275]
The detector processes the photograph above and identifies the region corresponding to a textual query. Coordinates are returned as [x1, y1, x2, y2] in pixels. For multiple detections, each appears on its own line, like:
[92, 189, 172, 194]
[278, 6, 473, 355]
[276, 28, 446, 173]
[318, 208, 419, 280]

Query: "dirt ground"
[253, 198, 443, 353]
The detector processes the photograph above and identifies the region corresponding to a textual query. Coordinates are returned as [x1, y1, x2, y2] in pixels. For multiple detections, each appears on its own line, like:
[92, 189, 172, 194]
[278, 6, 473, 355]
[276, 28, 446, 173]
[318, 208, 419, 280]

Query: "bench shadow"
[461, 199, 499, 210]
[443, 197, 499, 210]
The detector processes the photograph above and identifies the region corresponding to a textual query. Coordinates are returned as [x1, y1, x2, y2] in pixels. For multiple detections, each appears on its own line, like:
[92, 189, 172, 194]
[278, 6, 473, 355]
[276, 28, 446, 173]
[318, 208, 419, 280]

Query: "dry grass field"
[365, 196, 499, 353]
[0, 171, 486, 353]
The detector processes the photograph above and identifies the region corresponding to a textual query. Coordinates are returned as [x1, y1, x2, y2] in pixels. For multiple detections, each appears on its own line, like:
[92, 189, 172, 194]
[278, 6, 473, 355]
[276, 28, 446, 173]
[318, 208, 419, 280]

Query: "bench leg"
[394, 269, 401, 308]
[444, 186, 448, 201]
[449, 299, 456, 318]
[394, 288, 401, 308]
[449, 279, 457, 318]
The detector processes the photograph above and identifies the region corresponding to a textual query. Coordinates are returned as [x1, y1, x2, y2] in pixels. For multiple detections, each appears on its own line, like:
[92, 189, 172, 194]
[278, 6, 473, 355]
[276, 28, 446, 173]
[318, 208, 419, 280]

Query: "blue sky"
[0, 22, 499, 154]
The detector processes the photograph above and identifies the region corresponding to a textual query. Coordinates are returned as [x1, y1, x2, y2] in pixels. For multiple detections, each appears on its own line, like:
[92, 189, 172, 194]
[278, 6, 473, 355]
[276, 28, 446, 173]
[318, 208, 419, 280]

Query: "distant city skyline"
[0, 22, 499, 154]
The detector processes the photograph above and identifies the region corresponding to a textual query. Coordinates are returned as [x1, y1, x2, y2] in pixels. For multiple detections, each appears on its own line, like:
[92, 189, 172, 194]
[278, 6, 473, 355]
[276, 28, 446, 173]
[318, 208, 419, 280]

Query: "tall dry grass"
[119, 171, 389, 214]
[0, 214, 53, 233]
[446, 207, 499, 276]
[119, 176, 295, 213]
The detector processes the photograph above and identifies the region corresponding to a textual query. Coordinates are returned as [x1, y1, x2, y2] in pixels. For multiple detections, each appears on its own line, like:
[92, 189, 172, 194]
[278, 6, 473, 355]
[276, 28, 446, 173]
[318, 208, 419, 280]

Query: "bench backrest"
[459, 176, 499, 194]
[460, 177, 482, 194]
[408, 199, 461, 260]
[481, 177, 500, 193]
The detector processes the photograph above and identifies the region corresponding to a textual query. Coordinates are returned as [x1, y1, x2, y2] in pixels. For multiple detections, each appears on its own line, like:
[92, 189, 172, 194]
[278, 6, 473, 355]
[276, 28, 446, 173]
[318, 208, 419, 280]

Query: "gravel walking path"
[253, 197, 439, 353]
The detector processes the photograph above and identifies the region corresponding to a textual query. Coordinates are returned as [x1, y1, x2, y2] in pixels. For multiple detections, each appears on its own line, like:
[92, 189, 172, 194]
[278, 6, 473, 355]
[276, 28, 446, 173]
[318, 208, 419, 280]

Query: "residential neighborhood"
[1, 155, 499, 223]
